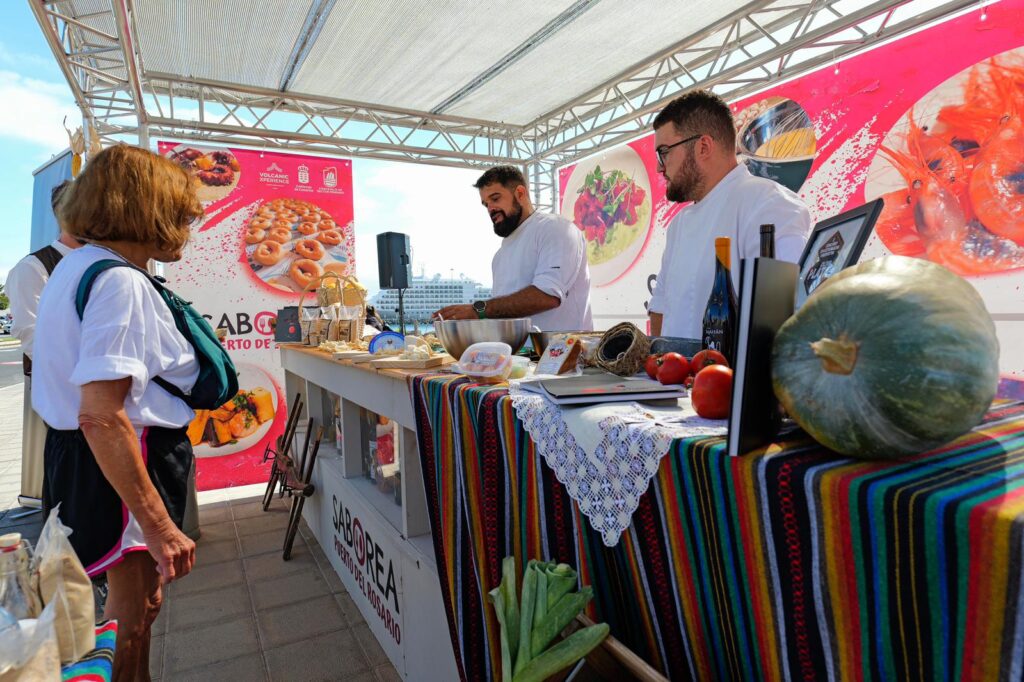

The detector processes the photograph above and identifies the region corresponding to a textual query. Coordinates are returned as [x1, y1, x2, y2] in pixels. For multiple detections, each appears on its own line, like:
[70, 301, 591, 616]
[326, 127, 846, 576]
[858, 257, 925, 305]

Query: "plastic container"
[456, 342, 513, 384]
[0, 533, 31, 621]
[509, 356, 531, 380]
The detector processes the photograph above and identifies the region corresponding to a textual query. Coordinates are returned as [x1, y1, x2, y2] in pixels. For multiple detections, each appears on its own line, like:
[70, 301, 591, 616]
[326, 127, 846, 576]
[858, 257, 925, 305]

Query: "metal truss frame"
[525, 0, 981, 166]
[142, 72, 534, 169]
[31, 0, 981, 212]
[29, 0, 144, 145]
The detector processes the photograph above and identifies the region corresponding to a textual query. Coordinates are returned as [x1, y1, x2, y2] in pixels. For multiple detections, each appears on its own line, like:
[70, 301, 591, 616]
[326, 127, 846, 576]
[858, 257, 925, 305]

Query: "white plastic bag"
[0, 599, 61, 681]
[31, 508, 95, 664]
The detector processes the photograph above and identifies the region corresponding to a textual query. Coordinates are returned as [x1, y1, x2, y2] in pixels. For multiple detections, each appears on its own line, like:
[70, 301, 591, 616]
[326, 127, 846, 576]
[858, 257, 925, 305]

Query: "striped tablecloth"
[62, 620, 116, 681]
[410, 373, 1024, 682]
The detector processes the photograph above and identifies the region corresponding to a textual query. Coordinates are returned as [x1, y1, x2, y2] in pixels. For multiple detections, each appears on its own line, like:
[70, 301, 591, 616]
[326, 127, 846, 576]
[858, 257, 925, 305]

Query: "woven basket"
[595, 322, 650, 376]
[298, 272, 367, 344]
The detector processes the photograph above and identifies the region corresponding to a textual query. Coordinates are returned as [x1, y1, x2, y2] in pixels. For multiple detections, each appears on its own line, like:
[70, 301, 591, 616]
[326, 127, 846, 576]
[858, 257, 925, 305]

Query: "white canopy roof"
[32, 0, 976, 209]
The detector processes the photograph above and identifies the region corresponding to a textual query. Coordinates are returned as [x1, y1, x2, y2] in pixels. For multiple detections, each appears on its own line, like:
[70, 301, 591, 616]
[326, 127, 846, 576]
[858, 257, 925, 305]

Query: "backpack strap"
[75, 259, 188, 402]
[32, 245, 64, 276]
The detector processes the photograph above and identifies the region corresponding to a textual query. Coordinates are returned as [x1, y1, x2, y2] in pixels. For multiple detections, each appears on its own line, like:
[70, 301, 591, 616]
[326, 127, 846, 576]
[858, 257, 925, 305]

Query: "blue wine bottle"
[701, 237, 738, 366]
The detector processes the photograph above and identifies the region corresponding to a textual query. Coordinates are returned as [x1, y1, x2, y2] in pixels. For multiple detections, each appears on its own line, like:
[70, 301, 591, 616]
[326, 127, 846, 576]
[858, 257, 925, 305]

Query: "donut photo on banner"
[166, 144, 241, 203]
[243, 197, 355, 292]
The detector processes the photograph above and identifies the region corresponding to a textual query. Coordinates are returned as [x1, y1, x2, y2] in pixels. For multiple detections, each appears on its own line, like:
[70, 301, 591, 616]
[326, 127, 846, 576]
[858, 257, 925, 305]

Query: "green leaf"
[531, 587, 593, 654]
[512, 624, 610, 682]
[501, 557, 520, 663]
[488, 587, 513, 682]
[514, 560, 539, 675]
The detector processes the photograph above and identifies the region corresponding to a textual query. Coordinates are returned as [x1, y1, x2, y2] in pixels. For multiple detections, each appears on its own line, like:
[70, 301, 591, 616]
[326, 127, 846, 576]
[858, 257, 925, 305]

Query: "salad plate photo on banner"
[561, 144, 651, 287]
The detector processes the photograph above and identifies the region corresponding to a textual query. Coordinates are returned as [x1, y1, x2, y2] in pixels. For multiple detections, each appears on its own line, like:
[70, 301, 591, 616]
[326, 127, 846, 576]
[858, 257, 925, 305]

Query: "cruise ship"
[372, 274, 491, 326]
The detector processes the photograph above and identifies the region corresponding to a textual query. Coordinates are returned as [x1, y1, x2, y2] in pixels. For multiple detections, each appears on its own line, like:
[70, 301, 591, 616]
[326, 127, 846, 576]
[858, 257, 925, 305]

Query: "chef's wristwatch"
[472, 300, 487, 319]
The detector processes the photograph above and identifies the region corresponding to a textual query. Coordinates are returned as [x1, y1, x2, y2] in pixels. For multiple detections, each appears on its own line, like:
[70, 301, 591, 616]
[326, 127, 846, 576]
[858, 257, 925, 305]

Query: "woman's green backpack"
[74, 259, 238, 410]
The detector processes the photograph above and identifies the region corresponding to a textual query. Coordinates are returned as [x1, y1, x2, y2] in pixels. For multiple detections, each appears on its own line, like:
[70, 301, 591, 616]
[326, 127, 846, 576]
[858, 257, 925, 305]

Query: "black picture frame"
[795, 198, 884, 309]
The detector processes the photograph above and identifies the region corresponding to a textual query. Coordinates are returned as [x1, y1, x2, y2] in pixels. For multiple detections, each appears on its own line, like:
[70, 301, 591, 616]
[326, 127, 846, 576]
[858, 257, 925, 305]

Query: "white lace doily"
[508, 380, 726, 546]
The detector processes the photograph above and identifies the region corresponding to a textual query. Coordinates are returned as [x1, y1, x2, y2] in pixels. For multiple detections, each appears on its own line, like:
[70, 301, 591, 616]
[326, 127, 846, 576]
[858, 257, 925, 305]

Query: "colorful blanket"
[411, 372, 1024, 682]
[62, 620, 116, 681]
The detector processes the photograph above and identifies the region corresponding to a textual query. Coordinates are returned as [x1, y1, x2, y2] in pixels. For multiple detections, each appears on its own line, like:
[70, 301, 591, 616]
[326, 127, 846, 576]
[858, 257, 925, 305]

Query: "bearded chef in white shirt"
[434, 166, 593, 331]
[648, 90, 811, 338]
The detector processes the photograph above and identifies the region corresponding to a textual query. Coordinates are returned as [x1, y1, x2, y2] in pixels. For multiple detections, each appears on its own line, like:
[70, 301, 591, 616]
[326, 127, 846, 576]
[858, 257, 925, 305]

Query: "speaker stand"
[397, 287, 407, 336]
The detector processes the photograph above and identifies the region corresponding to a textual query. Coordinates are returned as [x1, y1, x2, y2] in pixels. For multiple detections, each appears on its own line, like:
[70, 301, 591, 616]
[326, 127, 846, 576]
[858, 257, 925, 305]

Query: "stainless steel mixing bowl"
[433, 318, 532, 359]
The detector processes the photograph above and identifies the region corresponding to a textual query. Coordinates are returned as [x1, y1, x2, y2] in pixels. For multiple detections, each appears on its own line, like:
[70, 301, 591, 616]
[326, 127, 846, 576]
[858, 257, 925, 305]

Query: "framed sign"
[796, 198, 883, 309]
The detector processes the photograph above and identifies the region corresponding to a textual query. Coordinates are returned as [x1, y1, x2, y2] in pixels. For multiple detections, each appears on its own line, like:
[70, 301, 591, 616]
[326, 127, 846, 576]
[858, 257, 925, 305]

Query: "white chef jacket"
[32, 245, 198, 431]
[491, 211, 594, 331]
[648, 163, 811, 339]
[6, 239, 75, 358]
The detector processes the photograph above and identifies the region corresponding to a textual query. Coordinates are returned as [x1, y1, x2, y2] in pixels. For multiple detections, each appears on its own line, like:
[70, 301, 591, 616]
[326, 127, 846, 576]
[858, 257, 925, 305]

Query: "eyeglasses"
[655, 134, 702, 168]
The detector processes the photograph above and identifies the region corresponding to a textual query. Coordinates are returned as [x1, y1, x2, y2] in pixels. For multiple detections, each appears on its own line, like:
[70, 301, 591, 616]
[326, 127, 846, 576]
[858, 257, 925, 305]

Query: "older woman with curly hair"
[32, 144, 202, 681]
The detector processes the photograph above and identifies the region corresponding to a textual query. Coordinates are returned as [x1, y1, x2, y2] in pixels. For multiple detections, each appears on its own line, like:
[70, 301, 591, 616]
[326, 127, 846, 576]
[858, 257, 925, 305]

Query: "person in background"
[365, 304, 392, 333]
[433, 166, 593, 331]
[6, 180, 82, 507]
[33, 145, 200, 681]
[648, 90, 811, 338]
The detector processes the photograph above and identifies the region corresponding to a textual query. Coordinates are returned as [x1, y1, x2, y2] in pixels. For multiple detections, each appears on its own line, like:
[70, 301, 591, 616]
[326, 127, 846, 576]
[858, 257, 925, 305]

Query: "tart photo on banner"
[166, 144, 241, 203]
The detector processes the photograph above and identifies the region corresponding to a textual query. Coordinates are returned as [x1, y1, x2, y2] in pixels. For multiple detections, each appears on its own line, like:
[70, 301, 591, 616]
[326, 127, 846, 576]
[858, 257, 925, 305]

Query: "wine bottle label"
[704, 329, 725, 351]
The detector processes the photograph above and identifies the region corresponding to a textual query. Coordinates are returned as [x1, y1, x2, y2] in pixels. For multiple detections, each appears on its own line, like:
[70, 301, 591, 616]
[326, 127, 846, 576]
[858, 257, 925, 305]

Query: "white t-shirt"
[491, 211, 594, 331]
[32, 245, 199, 431]
[6, 239, 75, 358]
[648, 164, 811, 338]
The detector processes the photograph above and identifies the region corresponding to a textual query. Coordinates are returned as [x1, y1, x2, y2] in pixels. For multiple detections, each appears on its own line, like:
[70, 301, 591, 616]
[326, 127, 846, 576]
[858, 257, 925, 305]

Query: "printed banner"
[323, 468, 404, 666]
[560, 0, 1024, 394]
[157, 141, 356, 489]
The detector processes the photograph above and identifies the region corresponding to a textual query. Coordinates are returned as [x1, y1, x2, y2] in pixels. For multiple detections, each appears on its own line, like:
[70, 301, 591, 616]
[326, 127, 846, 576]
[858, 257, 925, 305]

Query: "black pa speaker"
[377, 232, 411, 290]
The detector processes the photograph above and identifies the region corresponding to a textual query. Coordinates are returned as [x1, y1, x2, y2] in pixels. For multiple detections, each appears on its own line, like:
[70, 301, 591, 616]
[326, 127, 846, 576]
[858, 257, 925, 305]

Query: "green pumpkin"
[771, 256, 999, 459]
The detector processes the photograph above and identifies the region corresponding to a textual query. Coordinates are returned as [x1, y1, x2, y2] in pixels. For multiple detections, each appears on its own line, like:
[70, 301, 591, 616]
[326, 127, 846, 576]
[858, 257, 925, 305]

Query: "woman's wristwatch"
[472, 300, 487, 319]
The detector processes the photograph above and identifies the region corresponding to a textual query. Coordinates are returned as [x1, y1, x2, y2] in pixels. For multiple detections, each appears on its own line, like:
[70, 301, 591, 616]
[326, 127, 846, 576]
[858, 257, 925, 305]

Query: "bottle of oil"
[760, 223, 776, 258]
[701, 237, 739, 365]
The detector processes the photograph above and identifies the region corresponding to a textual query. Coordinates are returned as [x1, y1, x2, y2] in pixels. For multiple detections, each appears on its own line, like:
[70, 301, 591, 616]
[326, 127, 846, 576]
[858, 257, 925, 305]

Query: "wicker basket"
[595, 322, 650, 376]
[298, 272, 367, 344]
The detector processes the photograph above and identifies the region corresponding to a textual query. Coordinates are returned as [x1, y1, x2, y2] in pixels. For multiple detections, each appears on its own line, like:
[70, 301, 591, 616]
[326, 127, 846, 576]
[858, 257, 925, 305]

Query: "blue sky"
[0, 3, 501, 294]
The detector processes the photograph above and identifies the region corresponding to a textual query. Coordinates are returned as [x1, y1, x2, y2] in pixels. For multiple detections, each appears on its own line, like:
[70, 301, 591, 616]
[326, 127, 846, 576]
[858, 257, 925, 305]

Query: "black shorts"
[42, 426, 193, 577]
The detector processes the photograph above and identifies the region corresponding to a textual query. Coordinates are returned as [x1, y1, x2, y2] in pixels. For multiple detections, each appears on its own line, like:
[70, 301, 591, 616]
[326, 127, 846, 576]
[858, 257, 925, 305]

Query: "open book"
[517, 373, 685, 406]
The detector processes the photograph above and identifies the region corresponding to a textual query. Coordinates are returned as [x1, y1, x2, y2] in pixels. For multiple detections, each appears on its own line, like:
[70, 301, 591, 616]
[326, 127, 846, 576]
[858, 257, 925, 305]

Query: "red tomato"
[644, 354, 663, 380]
[690, 349, 728, 375]
[691, 365, 734, 419]
[656, 353, 690, 385]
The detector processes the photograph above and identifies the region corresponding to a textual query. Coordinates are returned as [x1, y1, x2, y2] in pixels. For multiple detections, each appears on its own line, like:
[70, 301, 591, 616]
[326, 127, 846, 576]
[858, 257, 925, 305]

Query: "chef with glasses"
[648, 90, 811, 339]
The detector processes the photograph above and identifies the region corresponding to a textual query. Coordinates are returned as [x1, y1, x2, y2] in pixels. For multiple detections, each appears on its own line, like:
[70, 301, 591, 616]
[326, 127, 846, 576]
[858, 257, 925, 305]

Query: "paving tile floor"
[153, 491, 401, 681]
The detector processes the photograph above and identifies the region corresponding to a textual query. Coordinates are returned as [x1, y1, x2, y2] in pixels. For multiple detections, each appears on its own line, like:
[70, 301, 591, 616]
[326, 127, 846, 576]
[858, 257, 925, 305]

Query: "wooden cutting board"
[369, 355, 454, 369]
[327, 353, 376, 364]
[332, 350, 371, 360]
[348, 353, 380, 364]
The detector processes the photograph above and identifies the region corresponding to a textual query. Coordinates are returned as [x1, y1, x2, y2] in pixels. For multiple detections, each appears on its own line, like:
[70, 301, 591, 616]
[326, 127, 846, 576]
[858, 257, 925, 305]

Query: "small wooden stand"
[548, 615, 668, 682]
